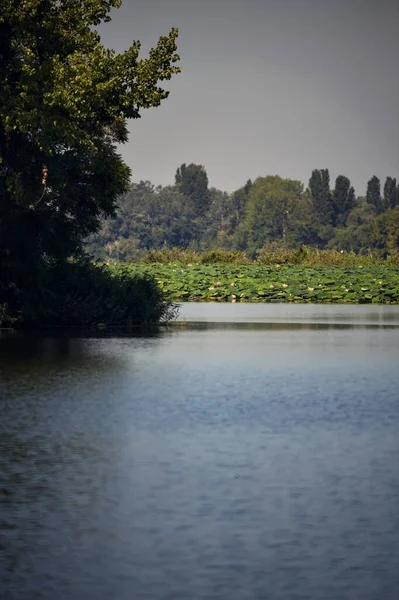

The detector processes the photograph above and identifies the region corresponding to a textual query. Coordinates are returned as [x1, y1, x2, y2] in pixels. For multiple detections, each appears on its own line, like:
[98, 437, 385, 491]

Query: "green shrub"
[256, 244, 397, 266]
[143, 247, 199, 264]
[123, 245, 399, 267]
[0, 260, 177, 329]
[199, 249, 251, 264]
[143, 247, 251, 264]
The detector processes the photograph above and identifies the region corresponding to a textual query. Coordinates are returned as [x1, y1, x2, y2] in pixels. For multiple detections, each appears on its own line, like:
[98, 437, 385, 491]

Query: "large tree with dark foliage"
[0, 0, 180, 321]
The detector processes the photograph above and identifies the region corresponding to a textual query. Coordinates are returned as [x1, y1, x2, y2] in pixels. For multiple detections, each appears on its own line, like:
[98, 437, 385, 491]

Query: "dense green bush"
[255, 245, 392, 266]
[0, 261, 177, 329]
[143, 247, 251, 264]
[200, 249, 251, 264]
[140, 245, 399, 267]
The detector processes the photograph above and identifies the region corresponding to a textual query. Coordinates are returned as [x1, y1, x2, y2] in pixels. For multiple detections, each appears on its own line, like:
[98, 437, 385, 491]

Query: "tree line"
[86, 165, 399, 260]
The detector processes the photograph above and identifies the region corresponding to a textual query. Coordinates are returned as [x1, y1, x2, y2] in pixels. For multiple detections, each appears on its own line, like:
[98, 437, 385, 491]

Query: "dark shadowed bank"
[0, 260, 177, 329]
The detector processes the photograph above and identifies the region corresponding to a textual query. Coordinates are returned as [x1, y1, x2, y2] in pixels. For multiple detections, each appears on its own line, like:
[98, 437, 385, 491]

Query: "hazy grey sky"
[99, 0, 399, 196]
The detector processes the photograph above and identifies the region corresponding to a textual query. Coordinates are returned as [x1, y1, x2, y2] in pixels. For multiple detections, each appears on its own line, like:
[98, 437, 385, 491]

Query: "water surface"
[1, 305, 398, 600]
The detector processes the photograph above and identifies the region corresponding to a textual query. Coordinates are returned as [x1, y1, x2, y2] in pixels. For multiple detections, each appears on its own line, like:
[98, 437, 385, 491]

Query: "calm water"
[1, 304, 399, 600]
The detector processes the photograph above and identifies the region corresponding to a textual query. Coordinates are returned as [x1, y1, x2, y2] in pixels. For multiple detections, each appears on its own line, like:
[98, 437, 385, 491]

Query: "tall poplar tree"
[308, 169, 334, 225]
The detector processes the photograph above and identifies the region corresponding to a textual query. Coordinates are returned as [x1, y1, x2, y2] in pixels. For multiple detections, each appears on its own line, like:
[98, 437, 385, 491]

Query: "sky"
[98, 0, 399, 196]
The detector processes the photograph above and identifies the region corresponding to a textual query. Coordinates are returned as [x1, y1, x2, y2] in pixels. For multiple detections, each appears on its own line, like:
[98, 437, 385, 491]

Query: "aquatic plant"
[105, 262, 399, 305]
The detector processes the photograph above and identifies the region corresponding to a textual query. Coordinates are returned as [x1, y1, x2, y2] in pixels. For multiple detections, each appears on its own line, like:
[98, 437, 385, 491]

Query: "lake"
[1, 303, 398, 600]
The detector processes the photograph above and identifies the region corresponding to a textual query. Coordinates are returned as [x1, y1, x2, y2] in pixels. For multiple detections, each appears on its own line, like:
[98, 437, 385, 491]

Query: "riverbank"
[106, 262, 399, 304]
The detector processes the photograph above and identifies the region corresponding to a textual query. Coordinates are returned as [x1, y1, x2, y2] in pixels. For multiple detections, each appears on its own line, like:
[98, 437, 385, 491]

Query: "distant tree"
[332, 175, 356, 226]
[199, 188, 234, 248]
[175, 163, 210, 215]
[85, 180, 156, 258]
[366, 176, 383, 214]
[288, 190, 319, 246]
[229, 179, 252, 232]
[385, 207, 399, 252]
[239, 175, 305, 254]
[86, 180, 196, 256]
[345, 197, 375, 229]
[308, 169, 334, 226]
[383, 177, 398, 210]
[330, 194, 399, 254]
[151, 185, 194, 248]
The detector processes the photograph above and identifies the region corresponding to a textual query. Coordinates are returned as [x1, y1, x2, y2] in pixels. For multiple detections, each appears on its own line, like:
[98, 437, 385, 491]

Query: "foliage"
[332, 175, 355, 226]
[366, 176, 383, 214]
[383, 177, 398, 210]
[85, 181, 197, 258]
[230, 179, 253, 234]
[0, 260, 177, 329]
[0, 0, 180, 326]
[142, 247, 251, 264]
[175, 163, 210, 215]
[104, 262, 399, 305]
[199, 188, 235, 249]
[139, 246, 398, 267]
[236, 175, 316, 254]
[308, 169, 334, 226]
[86, 166, 398, 262]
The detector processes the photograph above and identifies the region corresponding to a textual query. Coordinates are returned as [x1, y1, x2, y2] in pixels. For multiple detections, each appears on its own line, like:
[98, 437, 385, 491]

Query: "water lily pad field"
[106, 262, 399, 304]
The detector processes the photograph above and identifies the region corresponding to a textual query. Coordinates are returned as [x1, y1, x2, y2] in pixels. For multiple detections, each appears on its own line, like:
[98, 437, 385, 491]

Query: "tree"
[332, 175, 355, 226]
[0, 1, 180, 309]
[150, 185, 194, 248]
[175, 163, 210, 215]
[200, 187, 234, 248]
[230, 179, 252, 232]
[366, 176, 382, 214]
[308, 169, 334, 226]
[385, 207, 399, 252]
[86, 180, 197, 258]
[383, 176, 398, 210]
[238, 175, 305, 254]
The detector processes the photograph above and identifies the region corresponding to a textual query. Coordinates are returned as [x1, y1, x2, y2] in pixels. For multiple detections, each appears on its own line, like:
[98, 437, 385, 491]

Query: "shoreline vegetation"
[137, 246, 399, 267]
[1, 248, 398, 330]
[103, 247, 399, 306]
[0, 261, 178, 330]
